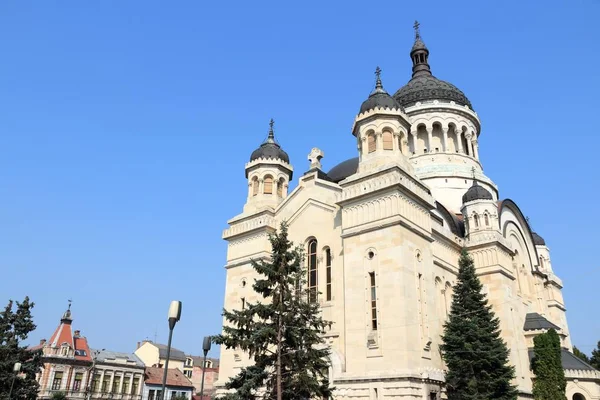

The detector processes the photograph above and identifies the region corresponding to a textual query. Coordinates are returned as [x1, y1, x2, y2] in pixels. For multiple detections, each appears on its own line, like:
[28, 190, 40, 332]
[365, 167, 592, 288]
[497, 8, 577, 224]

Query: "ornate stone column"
[465, 133, 474, 157]
[442, 127, 449, 152]
[456, 130, 464, 153]
[426, 126, 433, 153]
[375, 130, 383, 151]
[473, 139, 480, 159]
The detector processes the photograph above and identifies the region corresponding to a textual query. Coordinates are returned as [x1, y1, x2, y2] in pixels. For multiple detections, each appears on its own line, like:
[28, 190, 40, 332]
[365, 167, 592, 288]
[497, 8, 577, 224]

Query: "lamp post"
[160, 301, 182, 400]
[199, 336, 212, 400]
[8, 362, 22, 399]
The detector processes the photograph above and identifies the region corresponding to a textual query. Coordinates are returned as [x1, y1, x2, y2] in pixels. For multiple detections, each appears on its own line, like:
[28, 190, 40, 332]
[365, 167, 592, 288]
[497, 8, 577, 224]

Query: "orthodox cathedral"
[216, 24, 600, 399]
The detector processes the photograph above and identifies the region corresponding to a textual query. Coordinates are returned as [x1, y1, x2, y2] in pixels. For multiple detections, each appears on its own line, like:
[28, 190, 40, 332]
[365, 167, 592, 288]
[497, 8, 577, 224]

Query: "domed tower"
[352, 67, 412, 174]
[244, 119, 293, 213]
[393, 21, 497, 211]
[460, 172, 499, 240]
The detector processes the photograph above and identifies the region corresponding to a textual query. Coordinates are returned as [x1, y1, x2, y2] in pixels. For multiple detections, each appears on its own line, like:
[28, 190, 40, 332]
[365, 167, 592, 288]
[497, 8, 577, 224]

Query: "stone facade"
[214, 27, 600, 400]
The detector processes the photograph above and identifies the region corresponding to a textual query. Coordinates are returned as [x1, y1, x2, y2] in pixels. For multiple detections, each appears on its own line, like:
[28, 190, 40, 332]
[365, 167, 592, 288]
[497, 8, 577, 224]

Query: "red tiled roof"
[48, 320, 74, 349]
[74, 337, 92, 361]
[144, 367, 194, 388]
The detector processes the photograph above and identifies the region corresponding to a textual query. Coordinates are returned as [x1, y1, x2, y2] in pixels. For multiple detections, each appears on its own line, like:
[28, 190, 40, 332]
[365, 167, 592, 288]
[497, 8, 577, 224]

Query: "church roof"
[528, 349, 598, 371]
[523, 312, 560, 331]
[462, 181, 493, 203]
[394, 22, 473, 109]
[532, 232, 546, 246]
[359, 67, 404, 114]
[249, 119, 289, 163]
[327, 157, 359, 183]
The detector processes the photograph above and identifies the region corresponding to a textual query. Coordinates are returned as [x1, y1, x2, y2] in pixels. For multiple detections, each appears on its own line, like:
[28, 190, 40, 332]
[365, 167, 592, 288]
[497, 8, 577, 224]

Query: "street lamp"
[9, 362, 22, 399]
[199, 336, 212, 400]
[160, 301, 182, 400]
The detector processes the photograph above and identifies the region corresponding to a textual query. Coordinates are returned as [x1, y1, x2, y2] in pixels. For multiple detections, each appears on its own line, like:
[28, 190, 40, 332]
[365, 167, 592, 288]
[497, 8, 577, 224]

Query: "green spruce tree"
[214, 223, 332, 400]
[440, 249, 518, 400]
[572, 346, 590, 364]
[531, 329, 566, 400]
[0, 297, 43, 400]
[590, 341, 600, 370]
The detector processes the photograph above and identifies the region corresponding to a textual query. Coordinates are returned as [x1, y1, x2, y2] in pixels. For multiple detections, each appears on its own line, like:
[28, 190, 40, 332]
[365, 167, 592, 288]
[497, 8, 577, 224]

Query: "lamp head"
[168, 301, 182, 322]
[14, 362, 22, 372]
[202, 336, 212, 355]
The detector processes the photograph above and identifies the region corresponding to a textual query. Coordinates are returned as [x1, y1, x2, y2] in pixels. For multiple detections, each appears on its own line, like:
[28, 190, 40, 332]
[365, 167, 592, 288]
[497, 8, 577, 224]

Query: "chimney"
[74, 330, 81, 338]
[40, 339, 46, 346]
[137, 342, 141, 349]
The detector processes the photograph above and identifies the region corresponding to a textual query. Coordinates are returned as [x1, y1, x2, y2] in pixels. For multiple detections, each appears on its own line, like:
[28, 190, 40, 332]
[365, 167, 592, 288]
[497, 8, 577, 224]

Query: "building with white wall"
[214, 23, 600, 400]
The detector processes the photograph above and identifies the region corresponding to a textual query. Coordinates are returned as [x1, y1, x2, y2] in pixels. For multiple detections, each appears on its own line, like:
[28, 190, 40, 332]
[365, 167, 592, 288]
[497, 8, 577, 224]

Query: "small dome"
[250, 119, 290, 163]
[462, 182, 493, 204]
[327, 157, 359, 183]
[359, 67, 404, 114]
[394, 75, 472, 109]
[532, 232, 546, 246]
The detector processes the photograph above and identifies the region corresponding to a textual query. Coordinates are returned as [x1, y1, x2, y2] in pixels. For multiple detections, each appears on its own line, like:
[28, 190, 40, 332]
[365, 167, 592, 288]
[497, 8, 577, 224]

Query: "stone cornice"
[341, 214, 433, 242]
[351, 108, 411, 135]
[405, 101, 481, 133]
[245, 157, 293, 179]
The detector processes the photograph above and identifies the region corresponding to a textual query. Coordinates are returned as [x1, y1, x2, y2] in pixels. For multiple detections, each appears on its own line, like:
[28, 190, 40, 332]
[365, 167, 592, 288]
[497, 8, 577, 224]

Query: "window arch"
[484, 213, 490, 226]
[276, 178, 284, 197]
[474, 214, 480, 228]
[367, 132, 376, 153]
[573, 394, 586, 400]
[539, 256, 544, 269]
[382, 131, 393, 150]
[324, 247, 332, 301]
[263, 175, 273, 194]
[307, 239, 318, 303]
[252, 177, 259, 196]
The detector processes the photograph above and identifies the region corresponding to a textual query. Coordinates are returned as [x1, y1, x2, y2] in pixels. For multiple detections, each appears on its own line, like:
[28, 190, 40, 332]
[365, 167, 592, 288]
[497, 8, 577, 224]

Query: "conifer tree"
[0, 297, 43, 400]
[214, 223, 332, 400]
[531, 328, 566, 400]
[590, 341, 600, 370]
[573, 346, 590, 364]
[441, 249, 518, 400]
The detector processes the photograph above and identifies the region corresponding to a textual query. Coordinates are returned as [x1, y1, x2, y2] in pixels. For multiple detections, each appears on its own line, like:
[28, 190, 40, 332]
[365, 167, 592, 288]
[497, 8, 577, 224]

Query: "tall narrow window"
[252, 177, 259, 196]
[102, 375, 111, 392]
[277, 178, 284, 197]
[91, 374, 100, 392]
[539, 256, 544, 269]
[484, 213, 489, 226]
[149, 390, 156, 400]
[241, 297, 246, 310]
[122, 377, 130, 394]
[112, 375, 121, 393]
[73, 372, 83, 391]
[383, 131, 393, 150]
[325, 248, 332, 301]
[264, 176, 273, 194]
[369, 272, 377, 330]
[132, 378, 140, 395]
[368, 133, 376, 153]
[52, 372, 63, 390]
[474, 214, 480, 228]
[308, 239, 318, 303]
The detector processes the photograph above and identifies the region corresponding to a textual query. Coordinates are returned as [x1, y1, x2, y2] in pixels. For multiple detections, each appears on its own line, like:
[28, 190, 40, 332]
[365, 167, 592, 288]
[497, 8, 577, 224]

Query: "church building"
[216, 23, 600, 400]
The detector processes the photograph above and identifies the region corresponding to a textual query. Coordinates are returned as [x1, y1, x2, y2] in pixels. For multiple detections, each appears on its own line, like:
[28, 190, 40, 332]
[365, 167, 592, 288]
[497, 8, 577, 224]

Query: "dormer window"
[185, 357, 193, 367]
[205, 360, 213, 368]
[61, 343, 69, 356]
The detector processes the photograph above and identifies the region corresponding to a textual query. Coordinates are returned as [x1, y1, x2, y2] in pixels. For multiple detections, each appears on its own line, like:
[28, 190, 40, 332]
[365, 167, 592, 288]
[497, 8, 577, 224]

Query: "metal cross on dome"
[413, 20, 421, 38]
[375, 66, 381, 79]
[471, 166, 476, 179]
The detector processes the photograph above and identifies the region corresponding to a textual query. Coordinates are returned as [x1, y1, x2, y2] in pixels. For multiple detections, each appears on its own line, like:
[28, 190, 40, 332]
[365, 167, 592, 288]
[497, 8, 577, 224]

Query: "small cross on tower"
[308, 148, 324, 170]
[413, 20, 421, 39]
[471, 167, 476, 180]
[375, 66, 381, 79]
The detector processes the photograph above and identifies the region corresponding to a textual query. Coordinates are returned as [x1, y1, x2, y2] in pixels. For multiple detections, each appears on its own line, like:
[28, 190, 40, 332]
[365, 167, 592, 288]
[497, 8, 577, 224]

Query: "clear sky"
[1, 0, 598, 359]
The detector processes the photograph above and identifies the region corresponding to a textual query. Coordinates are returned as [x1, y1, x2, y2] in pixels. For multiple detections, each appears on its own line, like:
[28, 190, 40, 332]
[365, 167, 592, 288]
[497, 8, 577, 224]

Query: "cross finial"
[374, 66, 383, 89]
[471, 167, 476, 179]
[268, 118, 275, 140]
[68, 299, 72, 311]
[413, 20, 421, 39]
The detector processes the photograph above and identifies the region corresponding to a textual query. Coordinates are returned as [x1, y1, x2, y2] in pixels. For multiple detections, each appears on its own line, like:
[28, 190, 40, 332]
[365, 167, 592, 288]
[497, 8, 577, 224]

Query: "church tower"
[460, 171, 499, 240]
[352, 67, 412, 174]
[243, 119, 293, 213]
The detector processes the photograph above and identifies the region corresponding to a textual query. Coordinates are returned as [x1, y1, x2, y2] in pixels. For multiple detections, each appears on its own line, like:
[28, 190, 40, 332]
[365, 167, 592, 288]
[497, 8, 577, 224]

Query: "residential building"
[215, 22, 600, 400]
[135, 341, 186, 373]
[88, 349, 145, 399]
[143, 367, 194, 400]
[183, 356, 219, 396]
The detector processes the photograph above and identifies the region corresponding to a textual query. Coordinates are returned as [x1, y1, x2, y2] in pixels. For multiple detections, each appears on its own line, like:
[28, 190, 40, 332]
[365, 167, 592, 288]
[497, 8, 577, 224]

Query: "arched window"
[484, 214, 490, 226]
[308, 239, 318, 303]
[367, 133, 376, 153]
[474, 214, 480, 228]
[573, 394, 586, 400]
[539, 256, 544, 269]
[252, 177, 259, 196]
[277, 178, 284, 197]
[369, 272, 378, 330]
[382, 131, 393, 150]
[205, 360, 213, 368]
[263, 176, 273, 194]
[325, 248, 332, 301]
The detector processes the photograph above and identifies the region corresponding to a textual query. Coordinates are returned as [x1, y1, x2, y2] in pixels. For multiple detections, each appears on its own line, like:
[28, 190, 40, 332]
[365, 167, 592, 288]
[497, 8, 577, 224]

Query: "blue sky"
[0, 1, 598, 358]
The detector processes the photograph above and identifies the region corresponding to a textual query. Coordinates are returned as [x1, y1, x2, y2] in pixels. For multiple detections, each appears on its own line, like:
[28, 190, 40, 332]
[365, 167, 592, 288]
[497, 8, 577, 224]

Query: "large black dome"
[327, 157, 359, 183]
[394, 75, 473, 109]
